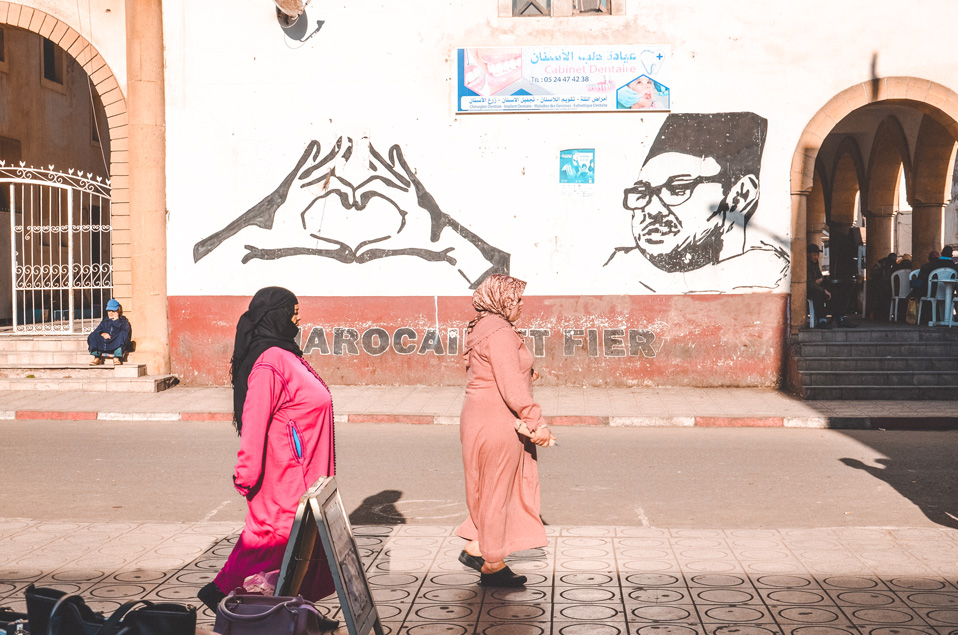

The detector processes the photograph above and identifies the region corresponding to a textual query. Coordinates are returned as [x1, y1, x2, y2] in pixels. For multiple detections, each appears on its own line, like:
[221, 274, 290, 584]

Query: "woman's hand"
[530, 425, 556, 447]
[516, 421, 556, 447]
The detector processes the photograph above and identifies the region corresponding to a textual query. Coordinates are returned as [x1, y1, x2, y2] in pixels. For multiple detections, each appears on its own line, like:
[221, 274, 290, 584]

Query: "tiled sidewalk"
[1, 385, 958, 428]
[3, 518, 958, 634]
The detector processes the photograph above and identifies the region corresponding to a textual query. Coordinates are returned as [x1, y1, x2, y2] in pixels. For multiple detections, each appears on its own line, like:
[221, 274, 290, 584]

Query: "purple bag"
[213, 590, 338, 634]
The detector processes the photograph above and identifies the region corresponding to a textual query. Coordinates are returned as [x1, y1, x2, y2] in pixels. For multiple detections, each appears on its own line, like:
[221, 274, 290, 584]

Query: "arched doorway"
[0, 7, 128, 332]
[791, 77, 958, 332]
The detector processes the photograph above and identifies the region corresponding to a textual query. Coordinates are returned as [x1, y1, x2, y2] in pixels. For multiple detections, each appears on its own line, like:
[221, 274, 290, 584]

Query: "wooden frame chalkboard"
[277, 476, 383, 635]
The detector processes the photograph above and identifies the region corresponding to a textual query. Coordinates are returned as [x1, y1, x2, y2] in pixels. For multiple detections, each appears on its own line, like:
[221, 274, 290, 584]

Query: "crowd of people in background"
[809, 243, 958, 328]
[855, 246, 958, 326]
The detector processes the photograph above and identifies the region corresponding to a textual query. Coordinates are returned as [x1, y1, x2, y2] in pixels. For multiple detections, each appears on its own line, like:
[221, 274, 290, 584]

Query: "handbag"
[95, 600, 196, 635]
[906, 297, 920, 324]
[25, 585, 71, 635]
[213, 590, 339, 635]
[44, 595, 107, 635]
[41, 592, 195, 635]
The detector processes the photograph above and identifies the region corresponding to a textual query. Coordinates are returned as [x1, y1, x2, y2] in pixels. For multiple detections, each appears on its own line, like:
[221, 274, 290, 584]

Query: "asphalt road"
[2, 421, 957, 529]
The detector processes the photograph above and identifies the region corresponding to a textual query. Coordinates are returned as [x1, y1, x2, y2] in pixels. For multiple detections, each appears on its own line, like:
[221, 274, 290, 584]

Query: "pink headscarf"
[466, 274, 527, 335]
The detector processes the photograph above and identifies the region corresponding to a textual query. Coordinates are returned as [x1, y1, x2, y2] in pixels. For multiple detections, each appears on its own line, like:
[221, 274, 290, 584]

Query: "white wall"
[164, 0, 958, 298]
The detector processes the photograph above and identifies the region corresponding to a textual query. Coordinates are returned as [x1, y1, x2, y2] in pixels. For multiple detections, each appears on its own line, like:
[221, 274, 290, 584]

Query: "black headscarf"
[231, 287, 302, 434]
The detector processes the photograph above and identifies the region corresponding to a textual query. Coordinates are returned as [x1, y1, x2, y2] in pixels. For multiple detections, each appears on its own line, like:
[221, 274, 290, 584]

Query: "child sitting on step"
[87, 299, 131, 366]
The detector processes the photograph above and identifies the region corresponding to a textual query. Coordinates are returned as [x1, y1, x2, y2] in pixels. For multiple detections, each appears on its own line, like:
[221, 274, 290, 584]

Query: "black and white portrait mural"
[192, 136, 510, 289]
[604, 112, 790, 293]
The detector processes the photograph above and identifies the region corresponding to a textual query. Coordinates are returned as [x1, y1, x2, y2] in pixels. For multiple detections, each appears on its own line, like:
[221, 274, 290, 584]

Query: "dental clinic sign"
[456, 45, 670, 113]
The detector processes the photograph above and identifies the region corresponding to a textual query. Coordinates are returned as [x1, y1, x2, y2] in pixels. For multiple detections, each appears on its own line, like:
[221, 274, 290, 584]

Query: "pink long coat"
[215, 347, 336, 600]
[455, 315, 548, 563]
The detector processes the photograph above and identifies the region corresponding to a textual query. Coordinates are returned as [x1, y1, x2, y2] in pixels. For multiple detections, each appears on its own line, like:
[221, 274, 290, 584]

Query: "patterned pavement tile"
[6, 522, 958, 634]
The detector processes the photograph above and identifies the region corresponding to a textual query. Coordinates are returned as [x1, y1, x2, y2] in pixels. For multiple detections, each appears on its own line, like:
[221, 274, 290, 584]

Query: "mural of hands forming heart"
[192, 136, 510, 289]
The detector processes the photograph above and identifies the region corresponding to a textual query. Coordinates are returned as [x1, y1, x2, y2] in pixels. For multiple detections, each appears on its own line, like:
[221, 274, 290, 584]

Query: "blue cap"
[106, 299, 120, 311]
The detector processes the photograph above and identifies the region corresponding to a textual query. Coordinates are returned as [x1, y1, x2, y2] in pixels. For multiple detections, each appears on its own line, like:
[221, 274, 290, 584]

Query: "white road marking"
[635, 506, 651, 528]
[202, 500, 232, 522]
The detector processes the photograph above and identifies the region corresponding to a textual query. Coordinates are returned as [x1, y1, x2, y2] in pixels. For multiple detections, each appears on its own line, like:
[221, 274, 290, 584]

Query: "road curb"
[6, 412, 958, 430]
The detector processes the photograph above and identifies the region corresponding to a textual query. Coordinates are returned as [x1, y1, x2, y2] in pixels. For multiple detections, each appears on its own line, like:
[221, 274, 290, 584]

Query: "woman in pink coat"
[455, 274, 556, 587]
[198, 287, 337, 626]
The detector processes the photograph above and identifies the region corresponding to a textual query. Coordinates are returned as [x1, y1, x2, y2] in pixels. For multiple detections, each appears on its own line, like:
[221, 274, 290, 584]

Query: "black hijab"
[231, 287, 302, 434]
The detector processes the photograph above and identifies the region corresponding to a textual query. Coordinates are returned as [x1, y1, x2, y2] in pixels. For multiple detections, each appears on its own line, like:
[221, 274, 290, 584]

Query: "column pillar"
[828, 220, 853, 276]
[912, 203, 944, 266]
[791, 191, 809, 333]
[865, 208, 896, 269]
[126, 0, 169, 374]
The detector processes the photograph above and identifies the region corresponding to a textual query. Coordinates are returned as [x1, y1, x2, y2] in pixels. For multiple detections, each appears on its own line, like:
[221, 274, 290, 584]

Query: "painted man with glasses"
[604, 112, 789, 293]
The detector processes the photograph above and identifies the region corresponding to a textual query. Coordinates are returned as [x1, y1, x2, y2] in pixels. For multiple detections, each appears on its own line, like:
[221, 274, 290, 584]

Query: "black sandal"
[317, 614, 340, 632]
[197, 581, 226, 612]
[458, 550, 485, 572]
[479, 566, 527, 587]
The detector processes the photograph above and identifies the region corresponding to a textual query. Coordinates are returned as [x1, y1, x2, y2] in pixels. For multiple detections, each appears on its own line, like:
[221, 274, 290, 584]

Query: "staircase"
[0, 335, 177, 392]
[794, 326, 958, 399]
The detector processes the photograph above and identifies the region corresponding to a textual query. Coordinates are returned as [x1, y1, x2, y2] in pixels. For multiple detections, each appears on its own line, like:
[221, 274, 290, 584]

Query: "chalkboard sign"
[277, 477, 383, 635]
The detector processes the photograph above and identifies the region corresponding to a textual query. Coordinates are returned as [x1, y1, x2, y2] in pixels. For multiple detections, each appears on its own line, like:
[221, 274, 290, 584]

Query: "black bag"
[95, 600, 196, 635]
[44, 595, 107, 635]
[44, 595, 195, 635]
[25, 585, 72, 635]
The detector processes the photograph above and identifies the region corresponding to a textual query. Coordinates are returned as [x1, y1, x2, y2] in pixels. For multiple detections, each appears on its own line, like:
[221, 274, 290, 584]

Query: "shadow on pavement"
[839, 430, 958, 529]
[348, 490, 406, 526]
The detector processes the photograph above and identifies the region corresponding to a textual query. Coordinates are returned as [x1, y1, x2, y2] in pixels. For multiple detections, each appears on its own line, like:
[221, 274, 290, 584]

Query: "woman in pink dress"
[455, 274, 556, 587]
[198, 287, 337, 627]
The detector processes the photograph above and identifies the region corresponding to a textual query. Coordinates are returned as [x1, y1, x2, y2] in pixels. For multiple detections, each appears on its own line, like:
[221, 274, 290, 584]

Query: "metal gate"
[1, 164, 112, 334]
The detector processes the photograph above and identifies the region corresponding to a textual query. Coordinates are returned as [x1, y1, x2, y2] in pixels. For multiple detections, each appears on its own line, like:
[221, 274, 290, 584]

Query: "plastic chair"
[807, 299, 815, 328]
[888, 269, 910, 321]
[920, 267, 958, 326]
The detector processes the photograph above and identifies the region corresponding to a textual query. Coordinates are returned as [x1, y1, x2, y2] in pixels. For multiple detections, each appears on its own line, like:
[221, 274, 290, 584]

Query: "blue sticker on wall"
[559, 149, 595, 184]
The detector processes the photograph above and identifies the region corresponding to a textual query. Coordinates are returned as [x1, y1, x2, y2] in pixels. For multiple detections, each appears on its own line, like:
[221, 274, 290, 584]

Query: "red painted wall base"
[169, 294, 788, 387]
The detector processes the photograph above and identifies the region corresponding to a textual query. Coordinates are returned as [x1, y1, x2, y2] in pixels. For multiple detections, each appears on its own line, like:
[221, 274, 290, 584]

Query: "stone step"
[798, 327, 958, 344]
[0, 374, 176, 393]
[795, 342, 958, 357]
[803, 385, 958, 400]
[0, 351, 93, 365]
[797, 357, 958, 372]
[0, 336, 89, 352]
[800, 370, 958, 387]
[0, 363, 147, 379]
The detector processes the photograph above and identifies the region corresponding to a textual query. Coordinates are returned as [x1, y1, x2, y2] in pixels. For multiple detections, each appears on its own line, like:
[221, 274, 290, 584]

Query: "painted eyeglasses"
[623, 175, 723, 211]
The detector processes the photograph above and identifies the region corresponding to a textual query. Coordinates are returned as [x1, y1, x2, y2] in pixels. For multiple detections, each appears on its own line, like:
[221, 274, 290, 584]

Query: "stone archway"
[2, 2, 169, 375]
[0, 4, 132, 326]
[790, 77, 958, 332]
